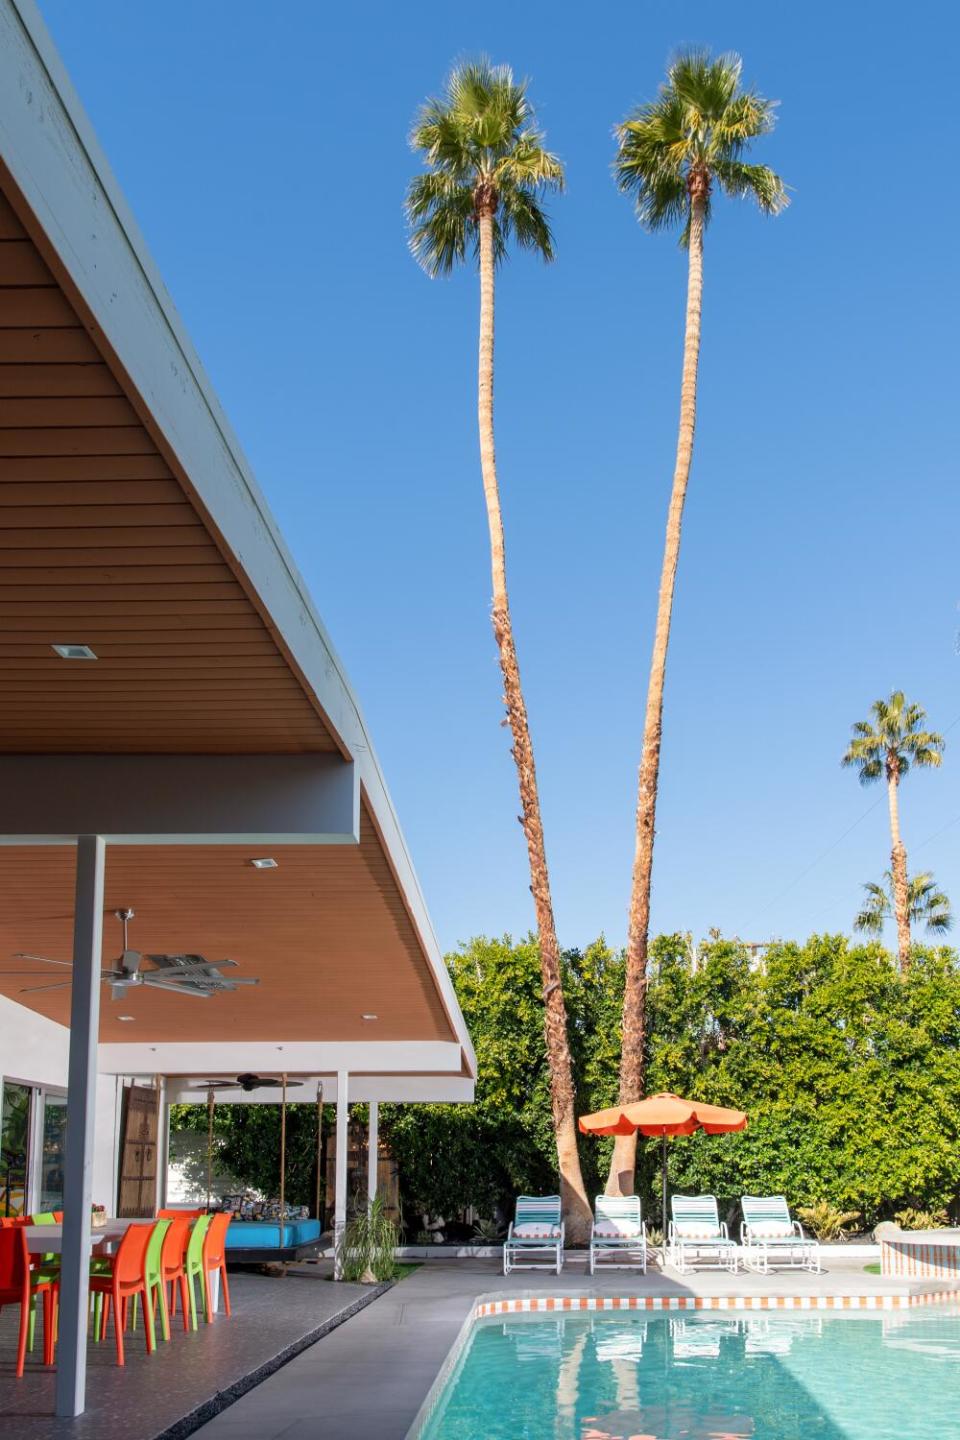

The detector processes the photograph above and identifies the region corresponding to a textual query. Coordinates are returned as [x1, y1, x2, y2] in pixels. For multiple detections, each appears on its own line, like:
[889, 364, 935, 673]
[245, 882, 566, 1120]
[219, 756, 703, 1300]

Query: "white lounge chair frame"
[503, 1195, 564, 1275]
[740, 1194, 821, 1273]
[668, 1194, 738, 1274]
[588, 1194, 647, 1274]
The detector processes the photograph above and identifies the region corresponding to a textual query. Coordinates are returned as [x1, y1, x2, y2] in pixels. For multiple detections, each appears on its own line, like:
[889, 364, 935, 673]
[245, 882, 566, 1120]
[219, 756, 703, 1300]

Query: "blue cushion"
[223, 1219, 322, 1250]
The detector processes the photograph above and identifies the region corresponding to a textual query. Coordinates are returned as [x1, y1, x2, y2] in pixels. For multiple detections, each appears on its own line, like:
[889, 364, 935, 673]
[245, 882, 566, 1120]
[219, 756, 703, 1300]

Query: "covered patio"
[0, 0, 474, 1424]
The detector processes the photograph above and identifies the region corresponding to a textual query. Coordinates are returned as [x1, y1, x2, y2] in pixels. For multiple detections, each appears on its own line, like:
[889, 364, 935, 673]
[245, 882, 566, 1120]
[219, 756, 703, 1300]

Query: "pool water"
[416, 1306, 960, 1439]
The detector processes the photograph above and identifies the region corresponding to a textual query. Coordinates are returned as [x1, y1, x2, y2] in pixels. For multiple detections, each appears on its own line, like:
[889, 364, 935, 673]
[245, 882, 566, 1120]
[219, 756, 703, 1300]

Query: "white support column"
[156, 1078, 169, 1211]
[55, 834, 105, 1419]
[333, 1069, 349, 1279]
[367, 1100, 379, 1210]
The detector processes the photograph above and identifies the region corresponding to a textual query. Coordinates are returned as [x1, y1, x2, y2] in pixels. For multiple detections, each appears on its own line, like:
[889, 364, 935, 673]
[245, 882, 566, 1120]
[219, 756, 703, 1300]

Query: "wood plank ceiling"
[0, 801, 455, 1044]
[0, 188, 336, 754]
[0, 180, 457, 1050]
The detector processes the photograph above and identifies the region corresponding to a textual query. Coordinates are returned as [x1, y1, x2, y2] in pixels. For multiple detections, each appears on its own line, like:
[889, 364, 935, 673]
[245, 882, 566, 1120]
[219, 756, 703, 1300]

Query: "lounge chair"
[740, 1194, 821, 1274]
[588, 1195, 647, 1274]
[502, 1195, 564, 1275]
[667, 1194, 738, 1274]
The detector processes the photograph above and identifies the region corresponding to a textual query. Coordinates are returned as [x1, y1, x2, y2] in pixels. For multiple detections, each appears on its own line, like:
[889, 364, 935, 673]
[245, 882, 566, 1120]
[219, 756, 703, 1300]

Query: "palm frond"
[713, 160, 788, 215]
[498, 184, 555, 260]
[406, 173, 474, 276]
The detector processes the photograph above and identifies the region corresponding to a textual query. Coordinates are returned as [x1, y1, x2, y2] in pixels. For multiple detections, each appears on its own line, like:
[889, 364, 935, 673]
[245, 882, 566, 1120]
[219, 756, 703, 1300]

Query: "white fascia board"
[96, 1040, 465, 1078]
[0, 0, 475, 1079]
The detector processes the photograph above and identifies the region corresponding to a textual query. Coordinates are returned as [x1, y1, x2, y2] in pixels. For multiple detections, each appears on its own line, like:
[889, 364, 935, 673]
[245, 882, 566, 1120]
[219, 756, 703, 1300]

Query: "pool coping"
[404, 1284, 960, 1438]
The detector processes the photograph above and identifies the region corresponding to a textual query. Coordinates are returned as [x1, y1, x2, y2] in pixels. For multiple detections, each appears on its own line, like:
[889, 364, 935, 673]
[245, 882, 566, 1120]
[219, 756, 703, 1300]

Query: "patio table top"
[24, 1220, 151, 1255]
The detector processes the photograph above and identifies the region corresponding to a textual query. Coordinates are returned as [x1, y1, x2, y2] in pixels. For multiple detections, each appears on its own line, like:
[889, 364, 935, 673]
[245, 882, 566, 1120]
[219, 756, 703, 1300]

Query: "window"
[1, 1081, 31, 1218]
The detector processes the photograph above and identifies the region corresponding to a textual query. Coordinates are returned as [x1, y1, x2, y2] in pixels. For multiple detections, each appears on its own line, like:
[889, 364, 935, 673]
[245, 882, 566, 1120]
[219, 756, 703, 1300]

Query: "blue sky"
[38, 0, 960, 955]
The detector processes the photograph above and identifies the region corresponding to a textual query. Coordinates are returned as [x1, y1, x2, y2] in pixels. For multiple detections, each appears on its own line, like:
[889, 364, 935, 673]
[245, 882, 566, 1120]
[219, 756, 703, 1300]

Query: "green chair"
[182, 1215, 211, 1331]
[26, 1213, 60, 1354]
[129, 1220, 171, 1342]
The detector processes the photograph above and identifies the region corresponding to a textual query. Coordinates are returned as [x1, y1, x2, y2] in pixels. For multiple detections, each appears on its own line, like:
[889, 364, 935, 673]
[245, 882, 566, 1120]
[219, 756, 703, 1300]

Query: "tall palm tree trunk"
[607, 189, 707, 1196]
[476, 205, 591, 1237]
[886, 764, 911, 974]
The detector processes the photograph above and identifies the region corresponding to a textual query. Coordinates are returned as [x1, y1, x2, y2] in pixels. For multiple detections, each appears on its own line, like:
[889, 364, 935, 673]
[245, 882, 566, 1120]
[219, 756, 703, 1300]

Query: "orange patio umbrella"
[579, 1092, 748, 1231]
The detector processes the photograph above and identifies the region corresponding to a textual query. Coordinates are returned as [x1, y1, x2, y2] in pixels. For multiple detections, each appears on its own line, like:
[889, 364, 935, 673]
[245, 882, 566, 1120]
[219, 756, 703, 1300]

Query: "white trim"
[99, 1040, 464, 1078]
[333, 1069, 349, 1279]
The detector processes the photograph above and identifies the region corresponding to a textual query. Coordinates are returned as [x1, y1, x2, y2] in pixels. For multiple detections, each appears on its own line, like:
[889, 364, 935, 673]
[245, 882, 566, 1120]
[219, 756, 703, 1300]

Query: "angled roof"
[0, 0, 474, 1082]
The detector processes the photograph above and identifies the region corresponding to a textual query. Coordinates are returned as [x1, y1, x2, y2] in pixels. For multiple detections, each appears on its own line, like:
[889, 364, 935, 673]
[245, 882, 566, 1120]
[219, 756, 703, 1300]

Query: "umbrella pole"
[661, 1131, 668, 1244]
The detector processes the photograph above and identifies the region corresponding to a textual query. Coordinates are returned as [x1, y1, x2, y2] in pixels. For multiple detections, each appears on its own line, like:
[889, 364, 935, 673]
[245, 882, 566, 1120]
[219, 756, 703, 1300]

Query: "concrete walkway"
[191, 1256, 951, 1440]
[0, 1268, 373, 1440]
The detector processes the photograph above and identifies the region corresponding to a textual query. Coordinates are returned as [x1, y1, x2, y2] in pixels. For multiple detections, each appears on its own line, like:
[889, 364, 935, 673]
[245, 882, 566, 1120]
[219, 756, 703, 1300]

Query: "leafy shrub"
[337, 1194, 398, 1282]
[796, 1202, 861, 1240]
[894, 1207, 950, 1230]
[472, 1217, 503, 1242]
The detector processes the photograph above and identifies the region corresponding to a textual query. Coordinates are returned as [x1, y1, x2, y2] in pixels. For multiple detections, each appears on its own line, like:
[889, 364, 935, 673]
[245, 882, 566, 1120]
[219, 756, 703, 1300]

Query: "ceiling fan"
[187, 1073, 303, 1093]
[0, 909, 260, 1002]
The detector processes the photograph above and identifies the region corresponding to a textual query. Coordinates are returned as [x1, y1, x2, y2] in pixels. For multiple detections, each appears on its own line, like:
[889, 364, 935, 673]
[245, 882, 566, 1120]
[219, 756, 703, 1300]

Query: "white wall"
[0, 991, 69, 1087]
[0, 995, 122, 1212]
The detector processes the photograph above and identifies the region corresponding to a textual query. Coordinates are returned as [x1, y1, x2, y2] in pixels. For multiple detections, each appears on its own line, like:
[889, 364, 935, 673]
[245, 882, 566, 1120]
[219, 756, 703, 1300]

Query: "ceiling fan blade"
[140, 977, 210, 998]
[218, 976, 260, 986]
[0, 969, 76, 975]
[13, 954, 74, 969]
[20, 980, 73, 994]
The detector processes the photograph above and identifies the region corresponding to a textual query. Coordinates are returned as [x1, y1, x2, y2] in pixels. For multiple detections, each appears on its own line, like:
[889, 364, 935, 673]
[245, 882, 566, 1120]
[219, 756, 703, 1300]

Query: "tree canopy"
[406, 58, 563, 275]
[614, 49, 787, 245]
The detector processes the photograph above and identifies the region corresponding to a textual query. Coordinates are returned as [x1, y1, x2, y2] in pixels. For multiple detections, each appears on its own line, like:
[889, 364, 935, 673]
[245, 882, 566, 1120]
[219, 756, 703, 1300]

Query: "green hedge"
[384, 933, 960, 1229]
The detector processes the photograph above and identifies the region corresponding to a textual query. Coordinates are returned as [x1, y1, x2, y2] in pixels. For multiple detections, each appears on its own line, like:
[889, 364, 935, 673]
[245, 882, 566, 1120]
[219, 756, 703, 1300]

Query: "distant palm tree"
[854, 871, 952, 938]
[406, 60, 591, 1236]
[842, 692, 944, 972]
[609, 50, 787, 1194]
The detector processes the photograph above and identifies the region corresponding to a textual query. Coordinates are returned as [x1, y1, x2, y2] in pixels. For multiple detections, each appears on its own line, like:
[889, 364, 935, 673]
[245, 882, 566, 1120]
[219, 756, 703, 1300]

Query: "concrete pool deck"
[190, 1257, 960, 1440]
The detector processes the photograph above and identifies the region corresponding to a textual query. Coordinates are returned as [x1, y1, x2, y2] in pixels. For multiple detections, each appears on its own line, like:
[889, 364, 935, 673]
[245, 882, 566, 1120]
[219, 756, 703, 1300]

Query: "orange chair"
[159, 1213, 193, 1331]
[88, 1223, 155, 1365]
[0, 1226, 57, 1376]
[157, 1208, 204, 1220]
[201, 1213, 232, 1320]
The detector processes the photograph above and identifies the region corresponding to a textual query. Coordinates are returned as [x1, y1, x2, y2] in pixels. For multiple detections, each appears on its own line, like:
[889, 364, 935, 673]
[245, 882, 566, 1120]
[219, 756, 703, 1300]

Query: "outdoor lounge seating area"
[502, 1192, 821, 1277]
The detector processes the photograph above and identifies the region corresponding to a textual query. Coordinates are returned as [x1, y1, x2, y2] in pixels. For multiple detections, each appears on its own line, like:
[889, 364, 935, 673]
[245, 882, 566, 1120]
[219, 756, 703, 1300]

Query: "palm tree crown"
[841, 692, 944, 784]
[615, 49, 787, 244]
[406, 59, 564, 275]
[855, 871, 952, 936]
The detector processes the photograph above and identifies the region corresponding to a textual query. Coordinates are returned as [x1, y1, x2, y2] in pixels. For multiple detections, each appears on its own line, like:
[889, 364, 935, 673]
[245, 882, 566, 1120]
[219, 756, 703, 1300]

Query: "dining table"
[25, 1219, 149, 1256]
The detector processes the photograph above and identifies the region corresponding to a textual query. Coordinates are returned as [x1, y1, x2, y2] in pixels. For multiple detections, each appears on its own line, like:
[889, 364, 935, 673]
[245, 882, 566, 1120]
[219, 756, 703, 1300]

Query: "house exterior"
[0, 0, 474, 1415]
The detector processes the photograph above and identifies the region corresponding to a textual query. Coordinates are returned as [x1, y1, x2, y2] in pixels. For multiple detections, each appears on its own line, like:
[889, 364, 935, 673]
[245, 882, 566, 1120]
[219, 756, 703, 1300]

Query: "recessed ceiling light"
[250, 857, 278, 870]
[361, 1013, 378, 1021]
[117, 1015, 135, 1022]
[52, 643, 97, 660]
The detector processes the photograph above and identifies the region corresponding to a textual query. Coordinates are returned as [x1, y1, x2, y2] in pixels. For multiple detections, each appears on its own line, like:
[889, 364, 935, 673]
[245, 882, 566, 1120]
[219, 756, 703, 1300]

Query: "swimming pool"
[413, 1303, 960, 1439]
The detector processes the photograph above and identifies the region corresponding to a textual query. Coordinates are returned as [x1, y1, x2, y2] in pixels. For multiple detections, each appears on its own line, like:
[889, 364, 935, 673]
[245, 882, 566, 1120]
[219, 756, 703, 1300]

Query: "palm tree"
[842, 692, 945, 972]
[608, 51, 787, 1194]
[854, 871, 952, 938]
[406, 61, 591, 1236]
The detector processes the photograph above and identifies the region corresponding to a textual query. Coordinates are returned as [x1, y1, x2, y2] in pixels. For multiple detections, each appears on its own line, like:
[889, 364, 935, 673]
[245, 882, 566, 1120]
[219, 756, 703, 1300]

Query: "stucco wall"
[0, 994, 122, 1211]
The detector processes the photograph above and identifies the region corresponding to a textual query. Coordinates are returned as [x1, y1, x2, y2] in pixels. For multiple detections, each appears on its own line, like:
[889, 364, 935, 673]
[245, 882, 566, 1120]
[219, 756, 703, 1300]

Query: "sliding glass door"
[38, 1091, 68, 1213]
